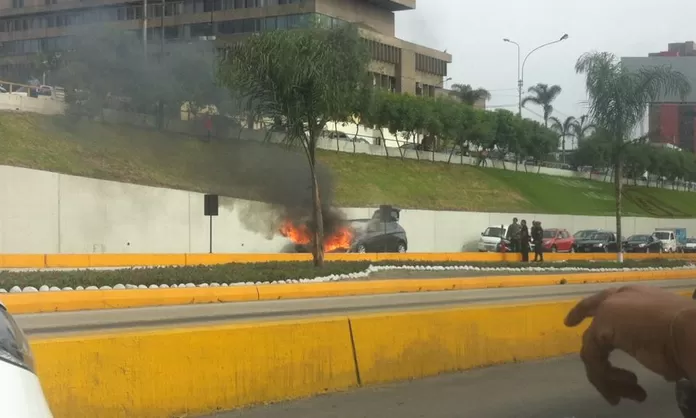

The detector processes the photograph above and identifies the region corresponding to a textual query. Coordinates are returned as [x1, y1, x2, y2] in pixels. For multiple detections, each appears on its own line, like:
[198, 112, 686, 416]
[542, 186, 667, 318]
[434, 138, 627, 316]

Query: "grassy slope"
[2, 111, 696, 218]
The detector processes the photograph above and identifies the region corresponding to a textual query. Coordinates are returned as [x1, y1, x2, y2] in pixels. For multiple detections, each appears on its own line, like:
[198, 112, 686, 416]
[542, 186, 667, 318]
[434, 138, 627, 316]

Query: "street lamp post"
[438, 77, 452, 88]
[503, 34, 569, 118]
[143, 0, 148, 58]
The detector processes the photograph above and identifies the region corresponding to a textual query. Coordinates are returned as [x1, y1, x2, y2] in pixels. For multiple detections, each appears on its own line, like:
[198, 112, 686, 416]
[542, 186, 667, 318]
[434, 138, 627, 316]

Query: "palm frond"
[522, 82, 562, 122]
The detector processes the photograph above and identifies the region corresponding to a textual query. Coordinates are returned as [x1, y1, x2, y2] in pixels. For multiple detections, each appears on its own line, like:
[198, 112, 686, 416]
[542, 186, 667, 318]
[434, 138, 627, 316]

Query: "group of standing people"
[505, 217, 545, 262]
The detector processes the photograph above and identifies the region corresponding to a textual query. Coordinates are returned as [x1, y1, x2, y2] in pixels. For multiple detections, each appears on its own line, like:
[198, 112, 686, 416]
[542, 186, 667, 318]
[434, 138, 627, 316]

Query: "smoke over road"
[228, 141, 349, 244]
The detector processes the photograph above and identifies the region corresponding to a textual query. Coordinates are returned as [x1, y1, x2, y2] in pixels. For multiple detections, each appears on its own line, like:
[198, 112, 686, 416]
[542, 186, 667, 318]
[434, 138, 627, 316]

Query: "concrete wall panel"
[58, 174, 190, 253]
[0, 166, 59, 253]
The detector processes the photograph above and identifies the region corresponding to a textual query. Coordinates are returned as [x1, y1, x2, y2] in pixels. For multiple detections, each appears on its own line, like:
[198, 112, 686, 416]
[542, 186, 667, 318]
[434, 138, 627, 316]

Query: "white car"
[0, 302, 53, 417]
[477, 225, 508, 252]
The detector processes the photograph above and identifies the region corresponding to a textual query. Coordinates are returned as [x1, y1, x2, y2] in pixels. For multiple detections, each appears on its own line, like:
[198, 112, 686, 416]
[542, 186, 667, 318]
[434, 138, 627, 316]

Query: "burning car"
[280, 206, 408, 253]
[349, 208, 408, 253]
[280, 220, 353, 253]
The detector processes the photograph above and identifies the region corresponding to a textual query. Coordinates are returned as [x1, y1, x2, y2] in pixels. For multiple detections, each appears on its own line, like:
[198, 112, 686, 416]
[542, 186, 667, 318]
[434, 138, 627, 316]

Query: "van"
[478, 225, 508, 252]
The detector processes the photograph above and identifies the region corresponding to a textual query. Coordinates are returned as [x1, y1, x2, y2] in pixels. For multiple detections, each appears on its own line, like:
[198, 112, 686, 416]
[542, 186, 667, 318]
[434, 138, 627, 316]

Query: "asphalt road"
[199, 353, 681, 418]
[18, 278, 696, 337]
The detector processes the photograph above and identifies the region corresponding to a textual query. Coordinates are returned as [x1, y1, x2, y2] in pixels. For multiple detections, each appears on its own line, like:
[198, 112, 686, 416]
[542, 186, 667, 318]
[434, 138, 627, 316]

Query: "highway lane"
[18, 278, 696, 337]
[199, 353, 681, 418]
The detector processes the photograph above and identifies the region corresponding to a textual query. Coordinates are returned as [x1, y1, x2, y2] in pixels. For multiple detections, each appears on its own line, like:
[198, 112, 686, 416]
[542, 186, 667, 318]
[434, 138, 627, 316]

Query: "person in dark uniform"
[506, 217, 521, 252]
[520, 219, 530, 262]
[531, 221, 544, 262]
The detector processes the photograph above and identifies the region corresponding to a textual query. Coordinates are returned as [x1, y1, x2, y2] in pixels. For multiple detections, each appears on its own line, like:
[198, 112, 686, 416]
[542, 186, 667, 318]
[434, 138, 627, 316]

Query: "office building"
[622, 42, 696, 152]
[0, 0, 451, 96]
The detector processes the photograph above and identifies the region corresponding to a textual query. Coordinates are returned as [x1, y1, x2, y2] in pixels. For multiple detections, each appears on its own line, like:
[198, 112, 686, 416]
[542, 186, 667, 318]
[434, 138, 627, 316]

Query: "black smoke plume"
[46, 25, 346, 241]
[225, 141, 347, 241]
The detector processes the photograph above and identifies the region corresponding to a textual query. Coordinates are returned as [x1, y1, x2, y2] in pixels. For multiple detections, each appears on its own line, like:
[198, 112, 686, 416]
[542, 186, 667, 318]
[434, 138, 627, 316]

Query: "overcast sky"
[396, 0, 696, 124]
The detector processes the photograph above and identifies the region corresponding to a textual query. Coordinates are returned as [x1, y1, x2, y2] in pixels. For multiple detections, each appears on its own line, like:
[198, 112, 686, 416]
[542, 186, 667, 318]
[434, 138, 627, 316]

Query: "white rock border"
[2, 263, 696, 294]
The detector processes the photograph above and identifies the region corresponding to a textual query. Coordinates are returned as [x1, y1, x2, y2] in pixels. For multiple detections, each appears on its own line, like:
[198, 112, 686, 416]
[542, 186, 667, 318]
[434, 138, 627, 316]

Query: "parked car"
[684, 238, 696, 253]
[575, 231, 620, 253]
[324, 131, 370, 144]
[349, 207, 408, 253]
[478, 224, 507, 252]
[541, 228, 576, 253]
[0, 302, 53, 417]
[573, 229, 601, 240]
[622, 234, 664, 253]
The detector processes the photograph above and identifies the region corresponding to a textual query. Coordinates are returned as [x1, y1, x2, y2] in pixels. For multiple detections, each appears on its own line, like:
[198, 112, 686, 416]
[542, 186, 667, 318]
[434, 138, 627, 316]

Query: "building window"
[0, 4, 324, 35]
[415, 53, 447, 76]
[370, 71, 395, 93]
[366, 39, 399, 64]
[12, 0, 24, 8]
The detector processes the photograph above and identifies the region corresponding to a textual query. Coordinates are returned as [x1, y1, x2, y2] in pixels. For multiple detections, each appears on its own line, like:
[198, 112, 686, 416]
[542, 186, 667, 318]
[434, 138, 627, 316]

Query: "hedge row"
[0, 259, 690, 289]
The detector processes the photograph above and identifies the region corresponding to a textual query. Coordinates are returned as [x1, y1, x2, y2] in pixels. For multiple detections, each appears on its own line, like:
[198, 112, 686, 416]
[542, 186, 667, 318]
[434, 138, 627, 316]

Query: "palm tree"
[572, 114, 595, 145]
[450, 83, 491, 106]
[521, 83, 562, 127]
[549, 115, 576, 163]
[576, 51, 691, 262]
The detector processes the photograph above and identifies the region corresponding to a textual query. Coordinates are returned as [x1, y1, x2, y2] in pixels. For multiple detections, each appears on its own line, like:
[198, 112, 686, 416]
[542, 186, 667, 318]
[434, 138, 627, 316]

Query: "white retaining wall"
[0, 94, 65, 115]
[0, 165, 694, 254]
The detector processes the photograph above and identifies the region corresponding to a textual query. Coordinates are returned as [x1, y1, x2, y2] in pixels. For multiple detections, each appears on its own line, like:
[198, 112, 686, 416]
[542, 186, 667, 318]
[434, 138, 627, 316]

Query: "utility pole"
[160, 0, 165, 58]
[143, 0, 148, 58]
[210, 0, 215, 37]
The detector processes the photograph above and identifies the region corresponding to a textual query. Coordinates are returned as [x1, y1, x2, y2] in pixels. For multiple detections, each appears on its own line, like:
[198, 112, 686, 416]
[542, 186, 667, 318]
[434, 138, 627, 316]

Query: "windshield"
[589, 232, 612, 241]
[483, 227, 504, 238]
[627, 235, 649, 242]
[574, 230, 596, 239]
[350, 220, 369, 233]
[654, 231, 671, 240]
[542, 230, 557, 238]
[365, 220, 382, 233]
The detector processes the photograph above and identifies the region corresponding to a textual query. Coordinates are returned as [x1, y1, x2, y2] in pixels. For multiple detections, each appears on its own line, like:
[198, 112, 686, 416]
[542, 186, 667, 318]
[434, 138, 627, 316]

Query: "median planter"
[0, 259, 690, 292]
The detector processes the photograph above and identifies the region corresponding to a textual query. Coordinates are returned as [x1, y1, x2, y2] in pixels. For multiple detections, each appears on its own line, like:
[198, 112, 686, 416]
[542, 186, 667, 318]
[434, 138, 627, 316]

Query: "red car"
[541, 228, 576, 253]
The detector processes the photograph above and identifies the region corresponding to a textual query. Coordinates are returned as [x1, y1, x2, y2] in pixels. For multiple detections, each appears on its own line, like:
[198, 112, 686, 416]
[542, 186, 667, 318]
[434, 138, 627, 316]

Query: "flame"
[280, 220, 353, 252]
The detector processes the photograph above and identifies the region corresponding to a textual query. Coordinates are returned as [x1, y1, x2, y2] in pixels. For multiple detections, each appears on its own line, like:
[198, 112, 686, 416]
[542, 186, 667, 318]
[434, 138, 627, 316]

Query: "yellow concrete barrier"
[31, 317, 358, 418]
[0, 254, 46, 268]
[4, 286, 260, 314]
[349, 300, 586, 385]
[33, 291, 695, 417]
[3, 251, 696, 268]
[4, 269, 695, 314]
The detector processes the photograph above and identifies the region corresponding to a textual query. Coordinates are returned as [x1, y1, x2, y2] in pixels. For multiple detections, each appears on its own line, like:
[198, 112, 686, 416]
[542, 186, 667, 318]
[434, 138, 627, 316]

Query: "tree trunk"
[614, 157, 623, 263]
[308, 140, 325, 267]
[157, 100, 165, 130]
[410, 131, 418, 161]
[447, 142, 457, 164]
[379, 129, 390, 159]
[334, 125, 339, 153]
